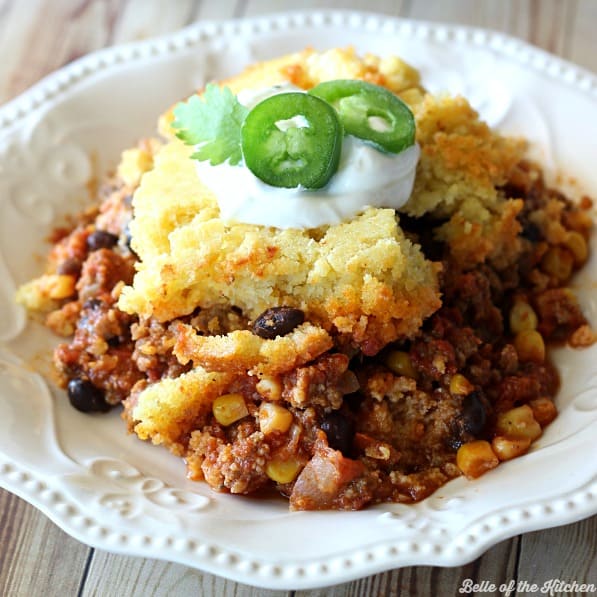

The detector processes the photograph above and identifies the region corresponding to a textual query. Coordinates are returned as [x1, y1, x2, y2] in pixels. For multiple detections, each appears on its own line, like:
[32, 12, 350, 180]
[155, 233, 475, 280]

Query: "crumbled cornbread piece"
[405, 94, 526, 218]
[127, 367, 235, 450]
[172, 321, 334, 376]
[15, 274, 75, 311]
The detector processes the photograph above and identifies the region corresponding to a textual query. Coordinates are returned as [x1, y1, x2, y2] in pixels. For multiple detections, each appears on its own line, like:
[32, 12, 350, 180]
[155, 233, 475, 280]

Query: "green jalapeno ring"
[240, 92, 343, 189]
[309, 79, 415, 154]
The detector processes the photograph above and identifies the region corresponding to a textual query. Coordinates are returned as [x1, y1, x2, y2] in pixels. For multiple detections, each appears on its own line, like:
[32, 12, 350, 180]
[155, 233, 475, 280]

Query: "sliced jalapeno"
[309, 80, 415, 154]
[240, 92, 342, 189]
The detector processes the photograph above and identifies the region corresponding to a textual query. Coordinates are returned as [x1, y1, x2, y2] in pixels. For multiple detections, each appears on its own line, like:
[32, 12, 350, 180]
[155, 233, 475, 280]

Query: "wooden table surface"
[1, 1, 596, 596]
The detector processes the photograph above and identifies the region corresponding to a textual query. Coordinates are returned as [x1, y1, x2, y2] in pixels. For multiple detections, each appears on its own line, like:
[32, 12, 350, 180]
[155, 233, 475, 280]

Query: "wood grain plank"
[0, 0, 44, 103]
[0, 489, 90, 597]
[242, 0, 407, 16]
[515, 517, 597, 596]
[569, 0, 597, 71]
[80, 551, 290, 597]
[0, 0, 122, 103]
[525, 0, 578, 58]
[194, 0, 246, 20]
[404, 0, 487, 25]
[111, 0, 200, 44]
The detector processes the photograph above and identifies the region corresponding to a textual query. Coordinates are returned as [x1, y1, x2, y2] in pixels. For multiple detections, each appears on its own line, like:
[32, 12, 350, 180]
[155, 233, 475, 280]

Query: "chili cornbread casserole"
[16, 48, 594, 510]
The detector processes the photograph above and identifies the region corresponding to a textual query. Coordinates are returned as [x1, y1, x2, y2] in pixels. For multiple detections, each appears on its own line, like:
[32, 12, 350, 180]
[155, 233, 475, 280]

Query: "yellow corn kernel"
[529, 397, 558, 427]
[569, 324, 597, 348]
[259, 402, 293, 435]
[563, 231, 588, 265]
[44, 274, 76, 300]
[212, 393, 248, 426]
[541, 247, 573, 281]
[495, 405, 542, 441]
[266, 457, 302, 484]
[509, 301, 538, 334]
[256, 376, 282, 401]
[565, 209, 593, 235]
[449, 373, 474, 396]
[456, 440, 499, 479]
[384, 350, 416, 378]
[513, 329, 545, 363]
[491, 435, 532, 461]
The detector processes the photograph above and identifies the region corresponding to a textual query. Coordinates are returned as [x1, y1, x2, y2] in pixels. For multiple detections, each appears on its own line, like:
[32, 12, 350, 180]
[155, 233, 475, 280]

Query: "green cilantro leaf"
[171, 84, 248, 166]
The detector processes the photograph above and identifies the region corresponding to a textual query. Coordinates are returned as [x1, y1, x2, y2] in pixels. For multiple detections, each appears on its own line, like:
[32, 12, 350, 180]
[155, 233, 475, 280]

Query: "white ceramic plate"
[1, 11, 596, 590]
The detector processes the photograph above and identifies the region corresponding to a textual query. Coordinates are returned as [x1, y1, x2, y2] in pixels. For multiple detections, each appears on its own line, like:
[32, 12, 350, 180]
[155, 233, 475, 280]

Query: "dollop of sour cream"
[195, 84, 420, 229]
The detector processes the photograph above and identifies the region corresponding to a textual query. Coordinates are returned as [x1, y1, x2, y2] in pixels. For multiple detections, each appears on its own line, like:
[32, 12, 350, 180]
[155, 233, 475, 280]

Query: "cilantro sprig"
[171, 84, 248, 166]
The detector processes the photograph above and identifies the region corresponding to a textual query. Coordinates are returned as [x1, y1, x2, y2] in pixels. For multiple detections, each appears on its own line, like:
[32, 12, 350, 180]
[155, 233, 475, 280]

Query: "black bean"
[521, 221, 543, 242]
[106, 335, 122, 347]
[252, 306, 305, 339]
[446, 431, 464, 451]
[344, 391, 364, 412]
[83, 297, 103, 310]
[320, 411, 354, 456]
[67, 378, 111, 413]
[86, 230, 119, 251]
[56, 257, 82, 276]
[461, 390, 489, 436]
